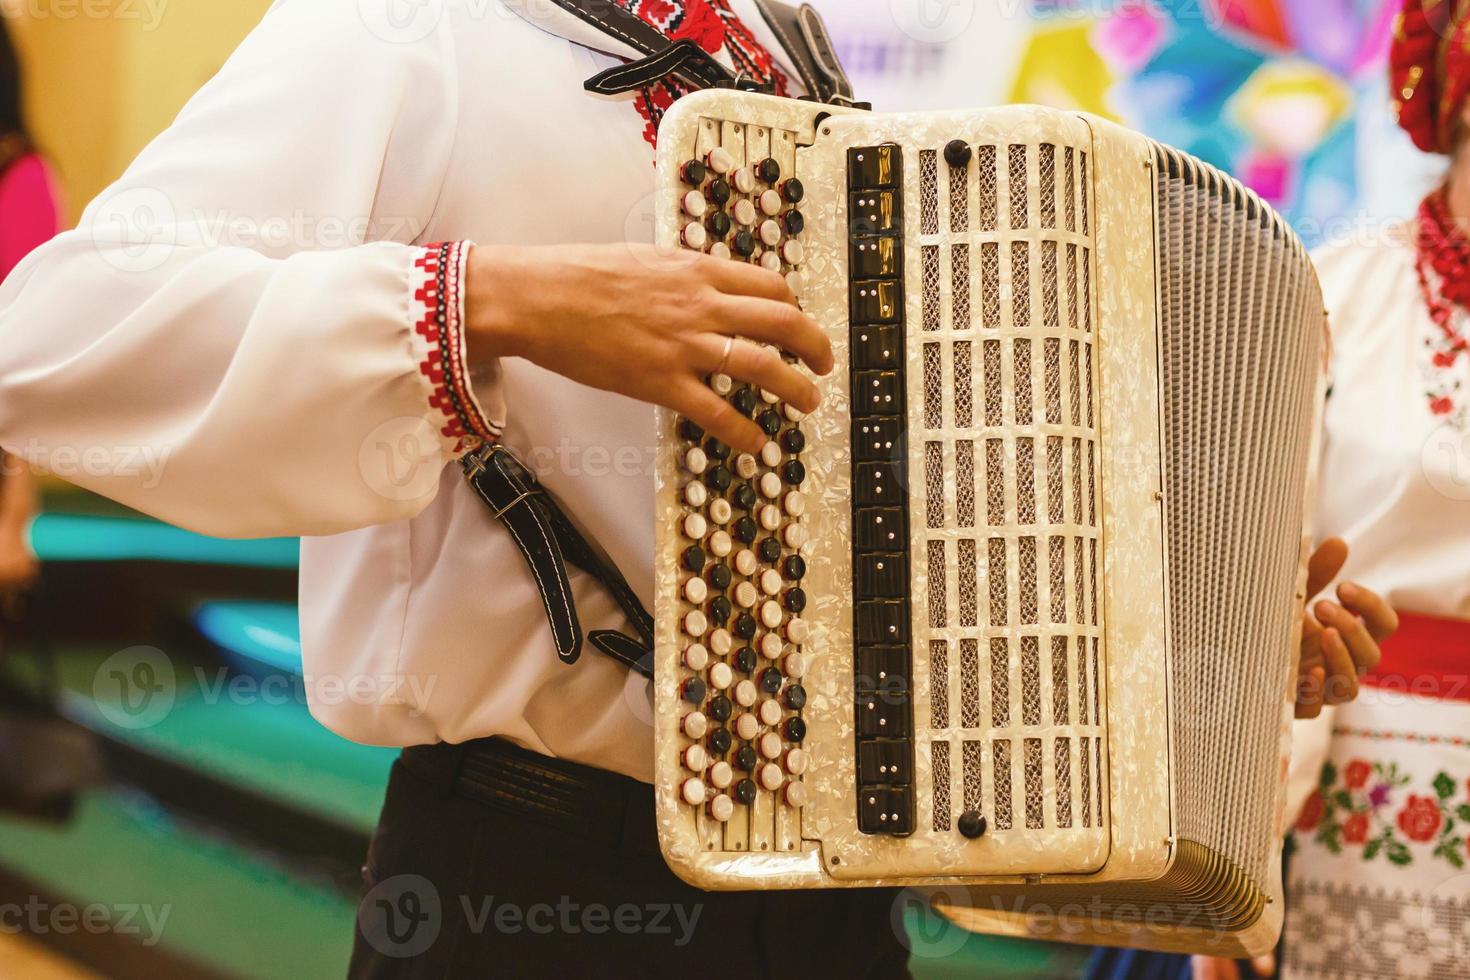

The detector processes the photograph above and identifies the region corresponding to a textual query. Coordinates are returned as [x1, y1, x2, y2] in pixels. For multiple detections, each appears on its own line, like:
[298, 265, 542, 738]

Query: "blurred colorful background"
[0, 1, 1447, 978]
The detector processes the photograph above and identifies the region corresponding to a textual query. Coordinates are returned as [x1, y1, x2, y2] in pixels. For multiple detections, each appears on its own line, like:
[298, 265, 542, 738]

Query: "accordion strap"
[462, 445, 654, 679]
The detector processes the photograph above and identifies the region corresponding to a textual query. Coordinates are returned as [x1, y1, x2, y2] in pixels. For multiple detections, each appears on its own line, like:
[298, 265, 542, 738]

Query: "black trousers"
[348, 738, 912, 979]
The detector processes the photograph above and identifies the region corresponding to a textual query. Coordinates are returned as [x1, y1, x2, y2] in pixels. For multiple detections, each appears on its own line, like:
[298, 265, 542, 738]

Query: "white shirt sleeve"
[0, 0, 501, 539]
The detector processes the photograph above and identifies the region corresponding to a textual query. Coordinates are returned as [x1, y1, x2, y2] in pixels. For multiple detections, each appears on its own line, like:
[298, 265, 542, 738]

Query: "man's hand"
[463, 243, 834, 455]
[1294, 537, 1398, 719]
[1192, 953, 1276, 979]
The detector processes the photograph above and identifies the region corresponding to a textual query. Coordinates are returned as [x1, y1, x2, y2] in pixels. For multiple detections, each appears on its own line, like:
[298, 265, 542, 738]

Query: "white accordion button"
[708, 761, 733, 789]
[786, 618, 810, 644]
[759, 472, 782, 499]
[684, 446, 708, 475]
[759, 763, 784, 792]
[759, 189, 782, 216]
[735, 550, 758, 576]
[760, 600, 783, 629]
[759, 731, 783, 759]
[732, 166, 756, 194]
[785, 748, 808, 775]
[681, 711, 708, 739]
[708, 530, 732, 557]
[683, 744, 708, 772]
[735, 453, 759, 480]
[759, 504, 781, 531]
[783, 652, 807, 678]
[758, 698, 783, 727]
[683, 644, 710, 672]
[784, 491, 806, 517]
[785, 270, 804, 297]
[734, 711, 760, 739]
[683, 610, 707, 637]
[735, 581, 758, 608]
[706, 146, 734, 174]
[759, 220, 782, 248]
[760, 440, 782, 468]
[708, 661, 733, 690]
[681, 221, 709, 250]
[711, 373, 733, 395]
[684, 577, 709, 604]
[732, 198, 757, 226]
[784, 782, 808, 808]
[683, 482, 708, 509]
[682, 190, 707, 217]
[709, 241, 731, 261]
[760, 569, 782, 596]
[734, 681, 758, 709]
[683, 513, 707, 540]
[760, 250, 782, 272]
[781, 239, 805, 265]
[782, 523, 808, 549]
[707, 794, 734, 822]
[760, 632, 784, 660]
[760, 388, 780, 405]
[783, 404, 805, 422]
[709, 628, 733, 656]
[709, 498, 733, 524]
[681, 778, 707, 806]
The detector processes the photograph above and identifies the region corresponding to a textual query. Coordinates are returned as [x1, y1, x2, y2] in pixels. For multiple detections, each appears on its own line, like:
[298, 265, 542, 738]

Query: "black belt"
[461, 444, 654, 678]
[400, 736, 659, 854]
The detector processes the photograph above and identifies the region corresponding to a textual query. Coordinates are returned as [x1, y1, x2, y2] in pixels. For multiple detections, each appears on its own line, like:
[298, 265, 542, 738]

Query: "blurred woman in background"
[0, 18, 58, 595]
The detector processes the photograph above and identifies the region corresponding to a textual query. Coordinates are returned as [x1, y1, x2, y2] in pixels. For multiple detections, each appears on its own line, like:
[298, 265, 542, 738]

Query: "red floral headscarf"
[1391, 0, 1470, 154]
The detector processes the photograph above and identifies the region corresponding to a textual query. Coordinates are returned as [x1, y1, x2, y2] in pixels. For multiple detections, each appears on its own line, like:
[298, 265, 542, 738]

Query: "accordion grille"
[915, 138, 1105, 840]
[1154, 147, 1323, 895]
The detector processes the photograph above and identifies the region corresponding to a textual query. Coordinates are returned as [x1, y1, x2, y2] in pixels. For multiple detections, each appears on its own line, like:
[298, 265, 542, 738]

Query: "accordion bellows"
[652, 92, 1326, 957]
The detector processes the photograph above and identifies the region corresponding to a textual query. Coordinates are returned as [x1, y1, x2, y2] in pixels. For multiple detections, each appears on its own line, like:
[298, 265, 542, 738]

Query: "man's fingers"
[1337, 581, 1399, 642]
[1316, 600, 1383, 676]
[1319, 627, 1359, 705]
[693, 336, 821, 415]
[669, 380, 766, 455]
[709, 296, 834, 377]
[699, 257, 799, 306]
[1296, 665, 1326, 719]
[1250, 954, 1277, 978]
[1305, 537, 1348, 599]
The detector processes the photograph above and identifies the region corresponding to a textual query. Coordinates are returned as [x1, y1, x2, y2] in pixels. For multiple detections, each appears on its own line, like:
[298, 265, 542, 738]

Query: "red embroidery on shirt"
[415, 242, 495, 452]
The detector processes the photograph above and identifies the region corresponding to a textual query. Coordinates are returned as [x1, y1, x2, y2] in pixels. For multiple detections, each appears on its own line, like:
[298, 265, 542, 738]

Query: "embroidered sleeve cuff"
[412, 241, 505, 454]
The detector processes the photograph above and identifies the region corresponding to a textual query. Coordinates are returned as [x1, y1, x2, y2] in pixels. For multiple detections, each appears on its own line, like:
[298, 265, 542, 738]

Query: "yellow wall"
[6, 0, 272, 221]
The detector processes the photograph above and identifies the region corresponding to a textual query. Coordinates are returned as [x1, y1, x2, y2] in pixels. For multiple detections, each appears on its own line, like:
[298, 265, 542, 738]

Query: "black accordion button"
[780, 177, 805, 204]
[856, 599, 906, 651]
[783, 717, 806, 743]
[735, 746, 758, 772]
[784, 588, 807, 613]
[708, 728, 732, 755]
[706, 564, 732, 591]
[735, 646, 758, 673]
[857, 740, 910, 785]
[757, 537, 781, 564]
[850, 236, 901, 279]
[958, 810, 987, 839]
[732, 485, 758, 511]
[851, 325, 901, 370]
[705, 210, 732, 239]
[855, 647, 910, 698]
[759, 667, 783, 695]
[850, 281, 902, 325]
[735, 779, 758, 804]
[848, 191, 900, 235]
[732, 387, 758, 416]
[707, 177, 732, 206]
[734, 612, 757, 639]
[682, 678, 707, 705]
[782, 684, 807, 710]
[855, 508, 904, 550]
[854, 461, 899, 504]
[782, 555, 806, 581]
[780, 427, 805, 453]
[704, 465, 732, 492]
[704, 437, 731, 460]
[853, 420, 902, 461]
[856, 553, 905, 597]
[678, 418, 705, 442]
[681, 545, 706, 573]
[733, 516, 758, 544]
[732, 229, 756, 257]
[848, 145, 901, 189]
[856, 692, 910, 738]
[756, 157, 781, 184]
[943, 139, 973, 169]
[857, 786, 913, 835]
[758, 410, 782, 436]
[781, 460, 806, 486]
[681, 159, 708, 185]
[708, 596, 732, 624]
[707, 695, 732, 722]
[781, 210, 805, 236]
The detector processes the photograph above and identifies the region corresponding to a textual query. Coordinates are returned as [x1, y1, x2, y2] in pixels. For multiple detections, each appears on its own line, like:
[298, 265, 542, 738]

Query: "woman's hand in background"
[1295, 537, 1398, 719]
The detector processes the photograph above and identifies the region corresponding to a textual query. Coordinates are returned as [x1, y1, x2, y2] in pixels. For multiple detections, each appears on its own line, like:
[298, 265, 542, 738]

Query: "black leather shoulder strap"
[754, 1, 854, 103]
[539, 0, 680, 58]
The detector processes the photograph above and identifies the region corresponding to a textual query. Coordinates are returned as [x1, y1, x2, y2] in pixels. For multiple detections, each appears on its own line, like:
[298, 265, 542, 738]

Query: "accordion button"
[783, 405, 805, 426]
[681, 159, 707, 185]
[735, 550, 758, 576]
[757, 157, 782, 184]
[759, 763, 784, 792]
[709, 241, 732, 262]
[782, 239, 805, 265]
[734, 612, 758, 640]
[784, 588, 807, 614]
[708, 564, 733, 592]
[708, 531, 732, 558]
[757, 537, 782, 563]
[780, 177, 804, 204]
[735, 779, 758, 805]
[709, 596, 733, 624]
[683, 744, 709, 772]
[780, 427, 805, 454]
[683, 482, 708, 509]
[705, 436, 732, 459]
[708, 499, 733, 526]
[759, 189, 783, 216]
[680, 778, 706, 807]
[958, 810, 987, 839]
[708, 737, 733, 765]
[683, 644, 709, 672]
[681, 711, 708, 739]
[709, 629, 733, 657]
[760, 387, 781, 405]
[784, 784, 808, 811]
[783, 717, 807, 744]
[757, 409, 782, 437]
[735, 647, 758, 673]
[684, 446, 708, 475]
[705, 210, 732, 239]
[783, 652, 807, 679]
[782, 524, 808, 549]
[760, 440, 783, 468]
[785, 270, 804, 298]
[736, 745, 759, 771]
[707, 794, 735, 822]
[708, 695, 733, 722]
[681, 221, 709, 250]
[759, 633, 783, 660]
[784, 491, 806, 517]
[706, 146, 734, 175]
[848, 145, 900, 189]
[760, 667, 784, 695]
[682, 191, 707, 218]
[783, 555, 806, 581]
[707, 177, 732, 206]
[732, 166, 756, 194]
[704, 465, 733, 493]
[782, 210, 805, 236]
[732, 387, 758, 415]
[759, 220, 782, 248]
[682, 513, 708, 540]
[735, 453, 759, 480]
[785, 748, 808, 775]
[684, 578, 709, 604]
[678, 418, 705, 442]
[732, 229, 756, 257]
[681, 678, 707, 704]
[786, 618, 810, 644]
[760, 250, 782, 272]
[760, 472, 782, 499]
[943, 139, 973, 169]
[781, 460, 807, 486]
[760, 569, 782, 596]
[732, 485, 758, 512]
[734, 517, 758, 545]
[681, 545, 706, 573]
[709, 662, 734, 690]
[783, 684, 807, 710]
[734, 682, 758, 711]
[735, 581, 758, 608]
[732, 199, 757, 226]
[734, 710, 759, 738]
[758, 699, 783, 726]
[683, 610, 708, 638]
[759, 732, 783, 759]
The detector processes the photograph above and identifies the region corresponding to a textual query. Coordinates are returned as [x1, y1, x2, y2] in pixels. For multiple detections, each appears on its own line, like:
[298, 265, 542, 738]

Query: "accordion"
[651, 91, 1326, 957]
